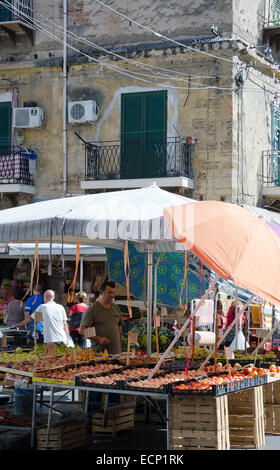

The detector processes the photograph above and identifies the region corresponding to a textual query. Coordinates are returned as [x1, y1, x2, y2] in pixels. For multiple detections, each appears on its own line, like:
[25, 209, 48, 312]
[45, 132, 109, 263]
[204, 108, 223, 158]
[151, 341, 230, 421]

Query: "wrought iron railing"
[85, 137, 195, 181]
[260, 150, 280, 187]
[0, 149, 34, 185]
[0, 0, 33, 23]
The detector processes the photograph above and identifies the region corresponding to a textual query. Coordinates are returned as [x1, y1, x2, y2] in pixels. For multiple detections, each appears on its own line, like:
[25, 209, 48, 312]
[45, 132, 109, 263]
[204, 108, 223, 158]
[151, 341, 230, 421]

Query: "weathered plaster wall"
[232, 0, 265, 47]
[232, 60, 273, 206]
[0, 0, 234, 60]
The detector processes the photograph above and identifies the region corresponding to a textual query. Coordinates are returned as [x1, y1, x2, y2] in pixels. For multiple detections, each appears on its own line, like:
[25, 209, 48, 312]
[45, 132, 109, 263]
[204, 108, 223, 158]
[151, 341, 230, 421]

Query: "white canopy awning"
[0, 185, 195, 252]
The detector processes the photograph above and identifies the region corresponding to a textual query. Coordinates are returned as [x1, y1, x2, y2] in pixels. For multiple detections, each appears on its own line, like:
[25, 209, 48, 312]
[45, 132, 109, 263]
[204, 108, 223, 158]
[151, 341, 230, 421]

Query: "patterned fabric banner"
[106, 242, 209, 307]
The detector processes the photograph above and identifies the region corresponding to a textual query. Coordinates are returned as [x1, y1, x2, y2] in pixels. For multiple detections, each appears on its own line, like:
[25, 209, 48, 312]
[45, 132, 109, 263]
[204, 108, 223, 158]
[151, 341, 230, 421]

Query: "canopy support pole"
[235, 287, 239, 350]
[147, 274, 220, 379]
[146, 243, 153, 358]
[80, 256, 83, 291]
[153, 255, 164, 319]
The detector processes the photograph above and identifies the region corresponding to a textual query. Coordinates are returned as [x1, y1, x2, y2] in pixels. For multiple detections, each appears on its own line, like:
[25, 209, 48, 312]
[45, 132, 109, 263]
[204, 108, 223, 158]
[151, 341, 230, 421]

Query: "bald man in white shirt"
[34, 290, 70, 345]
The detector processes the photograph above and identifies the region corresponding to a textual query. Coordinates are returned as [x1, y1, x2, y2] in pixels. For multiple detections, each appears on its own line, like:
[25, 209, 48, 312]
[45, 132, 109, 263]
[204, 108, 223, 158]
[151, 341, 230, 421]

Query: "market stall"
[2, 191, 280, 450]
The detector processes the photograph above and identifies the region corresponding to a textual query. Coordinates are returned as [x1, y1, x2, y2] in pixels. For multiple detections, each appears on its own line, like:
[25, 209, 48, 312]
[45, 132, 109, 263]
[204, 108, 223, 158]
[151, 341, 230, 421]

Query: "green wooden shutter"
[145, 91, 167, 177]
[0, 102, 12, 156]
[121, 90, 167, 179]
[121, 93, 144, 179]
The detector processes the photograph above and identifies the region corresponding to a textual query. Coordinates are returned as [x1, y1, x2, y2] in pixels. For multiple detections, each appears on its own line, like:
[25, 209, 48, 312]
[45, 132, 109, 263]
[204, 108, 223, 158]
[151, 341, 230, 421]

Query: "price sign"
[128, 331, 138, 344]
[84, 327, 96, 338]
[224, 346, 235, 360]
[45, 343, 56, 357]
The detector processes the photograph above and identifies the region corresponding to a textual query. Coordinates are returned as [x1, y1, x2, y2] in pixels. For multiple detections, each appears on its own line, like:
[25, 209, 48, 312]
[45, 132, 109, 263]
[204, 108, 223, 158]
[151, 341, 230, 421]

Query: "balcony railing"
[84, 137, 195, 181]
[0, 150, 34, 185]
[0, 0, 33, 23]
[260, 150, 280, 187]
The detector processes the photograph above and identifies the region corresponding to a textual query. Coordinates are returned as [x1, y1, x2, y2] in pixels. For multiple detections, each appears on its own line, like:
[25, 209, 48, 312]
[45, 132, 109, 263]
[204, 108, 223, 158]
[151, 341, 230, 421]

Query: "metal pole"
[80, 256, 83, 291]
[147, 243, 153, 358]
[63, 0, 68, 197]
[235, 286, 239, 350]
[148, 274, 220, 379]
[31, 384, 37, 448]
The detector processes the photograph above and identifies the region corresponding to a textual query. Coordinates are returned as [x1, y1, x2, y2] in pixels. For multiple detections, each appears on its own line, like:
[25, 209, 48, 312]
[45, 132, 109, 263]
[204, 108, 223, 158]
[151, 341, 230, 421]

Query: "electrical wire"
[2, 1, 235, 92]
[31, 4, 234, 83]
[92, 0, 235, 65]
[0, 1, 235, 92]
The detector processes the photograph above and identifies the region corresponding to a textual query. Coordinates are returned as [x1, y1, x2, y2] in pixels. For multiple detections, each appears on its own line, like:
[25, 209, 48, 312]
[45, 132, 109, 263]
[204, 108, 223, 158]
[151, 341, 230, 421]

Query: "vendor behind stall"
[79, 279, 123, 354]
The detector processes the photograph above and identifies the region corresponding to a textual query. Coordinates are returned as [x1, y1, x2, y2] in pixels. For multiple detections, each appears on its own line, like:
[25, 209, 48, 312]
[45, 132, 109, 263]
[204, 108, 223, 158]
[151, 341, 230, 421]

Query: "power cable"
[0, 1, 235, 92]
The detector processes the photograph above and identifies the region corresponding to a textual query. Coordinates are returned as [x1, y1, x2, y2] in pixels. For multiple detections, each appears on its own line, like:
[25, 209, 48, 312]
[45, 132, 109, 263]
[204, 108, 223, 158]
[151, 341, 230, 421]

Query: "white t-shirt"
[33, 301, 68, 344]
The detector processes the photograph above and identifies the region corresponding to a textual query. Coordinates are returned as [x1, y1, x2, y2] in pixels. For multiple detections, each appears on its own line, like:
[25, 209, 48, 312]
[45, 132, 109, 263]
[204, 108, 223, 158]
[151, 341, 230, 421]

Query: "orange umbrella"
[164, 201, 280, 307]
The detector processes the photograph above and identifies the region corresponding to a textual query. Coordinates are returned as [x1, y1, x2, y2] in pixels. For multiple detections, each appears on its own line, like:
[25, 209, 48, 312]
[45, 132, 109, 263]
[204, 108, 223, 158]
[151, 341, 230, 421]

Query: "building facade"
[0, 0, 279, 209]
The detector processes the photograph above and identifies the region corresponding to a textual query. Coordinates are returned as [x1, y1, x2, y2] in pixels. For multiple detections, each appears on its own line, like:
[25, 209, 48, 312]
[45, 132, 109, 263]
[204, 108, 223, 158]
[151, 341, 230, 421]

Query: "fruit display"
[80, 367, 169, 385]
[214, 349, 277, 362]
[39, 363, 124, 382]
[175, 366, 269, 393]
[0, 346, 112, 373]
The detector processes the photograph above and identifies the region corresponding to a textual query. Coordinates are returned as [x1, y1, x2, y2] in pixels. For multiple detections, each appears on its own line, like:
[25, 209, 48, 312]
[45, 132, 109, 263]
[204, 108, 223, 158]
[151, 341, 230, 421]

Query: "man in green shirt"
[79, 279, 123, 354]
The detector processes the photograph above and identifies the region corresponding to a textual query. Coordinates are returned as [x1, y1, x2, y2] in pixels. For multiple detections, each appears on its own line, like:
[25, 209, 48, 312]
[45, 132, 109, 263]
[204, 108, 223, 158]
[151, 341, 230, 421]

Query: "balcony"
[260, 150, 280, 198]
[0, 149, 36, 194]
[81, 136, 195, 192]
[0, 0, 35, 45]
[263, 0, 280, 44]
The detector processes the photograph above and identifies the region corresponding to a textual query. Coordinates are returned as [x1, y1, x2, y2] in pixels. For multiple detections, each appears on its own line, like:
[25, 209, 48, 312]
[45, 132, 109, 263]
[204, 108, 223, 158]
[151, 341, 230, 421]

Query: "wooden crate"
[37, 421, 87, 450]
[168, 395, 230, 450]
[92, 403, 134, 437]
[264, 382, 280, 434]
[228, 386, 265, 449]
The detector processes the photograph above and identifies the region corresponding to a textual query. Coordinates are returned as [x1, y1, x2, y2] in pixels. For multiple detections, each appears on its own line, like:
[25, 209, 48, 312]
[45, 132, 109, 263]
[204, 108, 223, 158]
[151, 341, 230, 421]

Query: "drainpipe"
[63, 0, 67, 197]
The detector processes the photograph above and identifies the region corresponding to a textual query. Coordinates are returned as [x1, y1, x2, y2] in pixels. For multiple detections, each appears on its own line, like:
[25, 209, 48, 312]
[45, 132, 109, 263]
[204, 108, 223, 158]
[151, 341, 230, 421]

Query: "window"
[120, 90, 167, 179]
[0, 102, 12, 156]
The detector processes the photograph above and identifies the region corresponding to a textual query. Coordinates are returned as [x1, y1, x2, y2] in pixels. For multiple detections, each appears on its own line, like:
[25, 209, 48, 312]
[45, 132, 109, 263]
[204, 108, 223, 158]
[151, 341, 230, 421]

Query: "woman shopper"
[219, 300, 246, 349]
[68, 291, 88, 346]
[7, 289, 25, 328]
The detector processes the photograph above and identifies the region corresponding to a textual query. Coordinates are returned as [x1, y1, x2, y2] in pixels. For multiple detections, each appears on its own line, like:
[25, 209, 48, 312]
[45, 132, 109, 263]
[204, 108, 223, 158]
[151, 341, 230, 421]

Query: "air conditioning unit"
[68, 100, 99, 123]
[14, 107, 45, 128]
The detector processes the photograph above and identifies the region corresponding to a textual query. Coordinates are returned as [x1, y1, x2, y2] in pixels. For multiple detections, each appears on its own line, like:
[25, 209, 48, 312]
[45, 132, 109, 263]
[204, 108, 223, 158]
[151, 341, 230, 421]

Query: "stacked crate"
[264, 381, 280, 434]
[168, 395, 230, 450]
[92, 402, 135, 437]
[228, 386, 265, 448]
[37, 420, 87, 450]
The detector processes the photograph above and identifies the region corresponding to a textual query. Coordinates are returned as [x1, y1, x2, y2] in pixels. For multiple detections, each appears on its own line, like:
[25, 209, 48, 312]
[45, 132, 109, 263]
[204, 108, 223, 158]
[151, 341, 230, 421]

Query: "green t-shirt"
[80, 301, 123, 354]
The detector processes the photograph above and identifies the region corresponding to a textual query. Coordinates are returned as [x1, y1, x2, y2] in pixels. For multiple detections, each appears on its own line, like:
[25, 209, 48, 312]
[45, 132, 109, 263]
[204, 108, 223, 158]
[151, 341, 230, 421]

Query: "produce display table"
[30, 380, 268, 451]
